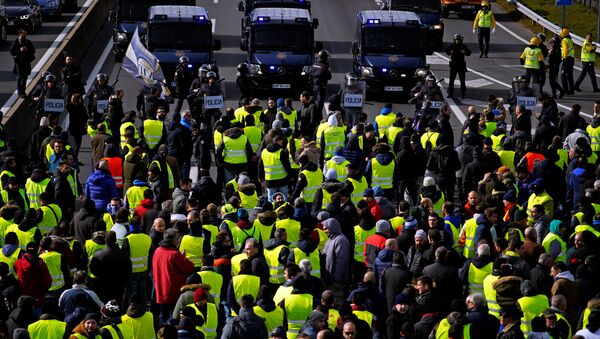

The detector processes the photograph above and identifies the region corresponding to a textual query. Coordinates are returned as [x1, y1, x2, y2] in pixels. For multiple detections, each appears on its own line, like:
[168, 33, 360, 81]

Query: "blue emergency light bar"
[367, 19, 380, 24]
[257, 16, 270, 22]
[193, 15, 206, 21]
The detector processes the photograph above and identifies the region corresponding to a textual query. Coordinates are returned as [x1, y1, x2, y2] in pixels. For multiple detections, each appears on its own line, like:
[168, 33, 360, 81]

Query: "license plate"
[384, 86, 403, 92]
[7, 21, 15, 26]
[272, 83, 291, 89]
[462, 5, 475, 8]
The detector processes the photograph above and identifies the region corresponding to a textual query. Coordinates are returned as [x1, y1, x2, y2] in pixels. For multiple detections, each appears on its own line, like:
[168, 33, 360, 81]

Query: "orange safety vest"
[102, 157, 124, 189]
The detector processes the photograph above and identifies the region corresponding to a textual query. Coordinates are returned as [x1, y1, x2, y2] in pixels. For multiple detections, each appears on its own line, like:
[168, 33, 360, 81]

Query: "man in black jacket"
[446, 34, 471, 98]
[299, 91, 320, 138]
[10, 28, 35, 98]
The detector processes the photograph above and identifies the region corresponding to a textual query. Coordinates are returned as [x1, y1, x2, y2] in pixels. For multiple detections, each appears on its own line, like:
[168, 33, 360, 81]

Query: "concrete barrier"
[2, 0, 113, 148]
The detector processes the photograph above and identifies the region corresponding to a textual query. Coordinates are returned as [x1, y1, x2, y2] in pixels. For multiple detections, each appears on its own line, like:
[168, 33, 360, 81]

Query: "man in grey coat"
[322, 218, 350, 304]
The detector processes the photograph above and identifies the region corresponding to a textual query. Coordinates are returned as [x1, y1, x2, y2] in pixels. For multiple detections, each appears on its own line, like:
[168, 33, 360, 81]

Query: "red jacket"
[14, 253, 52, 304]
[364, 233, 387, 268]
[152, 245, 195, 304]
[367, 199, 382, 221]
[134, 198, 154, 219]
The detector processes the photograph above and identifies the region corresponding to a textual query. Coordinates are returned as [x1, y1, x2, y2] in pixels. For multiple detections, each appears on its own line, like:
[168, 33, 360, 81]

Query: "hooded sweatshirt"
[322, 218, 350, 285]
[373, 106, 394, 135]
[14, 253, 52, 304]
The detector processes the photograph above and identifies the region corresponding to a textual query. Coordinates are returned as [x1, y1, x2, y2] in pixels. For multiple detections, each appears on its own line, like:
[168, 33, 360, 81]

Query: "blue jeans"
[266, 186, 289, 202]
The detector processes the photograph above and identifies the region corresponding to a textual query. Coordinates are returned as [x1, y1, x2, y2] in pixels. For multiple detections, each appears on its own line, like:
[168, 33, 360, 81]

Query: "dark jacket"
[89, 243, 132, 301]
[466, 306, 500, 339]
[446, 42, 471, 71]
[10, 37, 35, 76]
[529, 264, 553, 297]
[67, 102, 88, 137]
[193, 125, 213, 169]
[380, 263, 410, 313]
[373, 248, 394, 280]
[53, 168, 76, 211]
[221, 307, 268, 339]
[167, 118, 193, 161]
[191, 175, 222, 209]
[496, 321, 525, 339]
[299, 99, 319, 137]
[427, 144, 460, 182]
[5, 296, 37, 339]
[396, 137, 427, 179]
[72, 206, 97, 244]
[422, 260, 460, 311]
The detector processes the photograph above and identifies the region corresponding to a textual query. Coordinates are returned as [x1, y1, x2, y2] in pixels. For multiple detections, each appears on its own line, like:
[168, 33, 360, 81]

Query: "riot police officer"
[446, 34, 471, 98]
[173, 56, 195, 114]
[310, 50, 332, 115]
[197, 71, 224, 128]
[31, 74, 64, 118]
[86, 73, 114, 118]
[341, 73, 364, 127]
[236, 63, 253, 103]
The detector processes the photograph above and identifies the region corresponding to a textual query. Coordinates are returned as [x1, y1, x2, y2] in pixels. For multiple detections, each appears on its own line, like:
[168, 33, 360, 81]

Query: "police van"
[110, 0, 194, 62]
[240, 7, 321, 93]
[382, 0, 444, 53]
[238, 0, 311, 38]
[146, 6, 221, 88]
[352, 10, 426, 96]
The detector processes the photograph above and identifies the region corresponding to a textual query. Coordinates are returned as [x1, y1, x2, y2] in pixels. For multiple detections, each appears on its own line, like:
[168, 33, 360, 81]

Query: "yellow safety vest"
[292, 247, 321, 278]
[67, 171, 78, 198]
[527, 192, 554, 220]
[518, 294, 549, 336]
[477, 10, 493, 27]
[421, 131, 439, 149]
[254, 305, 285, 334]
[445, 219, 461, 249]
[288, 138, 301, 170]
[27, 319, 68, 339]
[467, 262, 492, 295]
[1, 189, 28, 212]
[121, 311, 155, 339]
[40, 251, 65, 291]
[480, 122, 497, 138]
[85, 239, 106, 278]
[230, 253, 247, 276]
[562, 37, 575, 59]
[143, 119, 163, 150]
[301, 169, 323, 203]
[253, 219, 275, 244]
[264, 244, 287, 284]
[188, 302, 218, 338]
[275, 218, 300, 248]
[328, 308, 340, 331]
[387, 126, 403, 149]
[371, 157, 394, 189]
[230, 222, 259, 252]
[100, 323, 134, 339]
[232, 274, 260, 304]
[491, 134, 505, 152]
[347, 176, 369, 204]
[261, 148, 286, 181]
[127, 233, 152, 273]
[353, 309, 374, 328]
[5, 223, 36, 250]
[498, 150, 516, 171]
[284, 293, 313, 338]
[151, 160, 174, 190]
[223, 135, 248, 165]
[582, 40, 597, 62]
[125, 186, 146, 212]
[587, 124, 600, 152]
[203, 224, 219, 246]
[315, 122, 329, 148]
[273, 285, 293, 306]
[542, 232, 567, 264]
[462, 218, 478, 259]
[213, 130, 223, 152]
[436, 319, 471, 339]
[0, 247, 20, 276]
[325, 158, 350, 181]
[354, 225, 376, 263]
[375, 113, 396, 139]
[279, 109, 297, 129]
[239, 190, 259, 209]
[120, 121, 139, 148]
[198, 270, 223, 305]
[39, 204, 62, 235]
[523, 47, 542, 69]
[25, 178, 50, 208]
[483, 274, 500, 318]
[323, 126, 346, 159]
[243, 126, 263, 153]
[180, 235, 205, 268]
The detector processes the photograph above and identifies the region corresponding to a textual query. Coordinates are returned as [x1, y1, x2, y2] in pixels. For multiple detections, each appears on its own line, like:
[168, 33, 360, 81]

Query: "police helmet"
[179, 56, 189, 64]
[425, 75, 436, 82]
[41, 71, 52, 79]
[538, 33, 546, 42]
[316, 50, 329, 61]
[481, 1, 489, 7]
[206, 71, 217, 79]
[237, 63, 248, 73]
[453, 34, 463, 42]
[96, 73, 108, 82]
[44, 74, 56, 83]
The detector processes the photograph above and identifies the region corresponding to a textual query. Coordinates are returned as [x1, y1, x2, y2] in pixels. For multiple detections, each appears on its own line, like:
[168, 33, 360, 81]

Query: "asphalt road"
[6, 0, 600, 182]
[0, 0, 89, 112]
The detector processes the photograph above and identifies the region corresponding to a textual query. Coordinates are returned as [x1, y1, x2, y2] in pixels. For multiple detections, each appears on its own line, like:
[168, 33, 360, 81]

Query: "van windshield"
[390, 0, 441, 12]
[362, 27, 423, 54]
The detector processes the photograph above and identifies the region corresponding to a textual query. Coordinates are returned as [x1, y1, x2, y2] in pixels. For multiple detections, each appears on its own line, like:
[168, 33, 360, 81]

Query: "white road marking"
[443, 78, 494, 88]
[460, 98, 491, 107]
[1, 0, 95, 115]
[213, 0, 218, 3]
[426, 55, 448, 65]
[85, 40, 114, 93]
[211, 18, 216, 34]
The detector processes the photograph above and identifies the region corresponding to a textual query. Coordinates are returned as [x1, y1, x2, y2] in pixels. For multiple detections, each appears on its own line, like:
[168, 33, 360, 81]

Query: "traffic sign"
[556, 0, 572, 6]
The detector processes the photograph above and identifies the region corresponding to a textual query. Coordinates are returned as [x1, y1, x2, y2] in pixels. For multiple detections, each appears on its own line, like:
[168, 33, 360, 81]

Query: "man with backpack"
[426, 142, 461, 203]
[221, 294, 268, 339]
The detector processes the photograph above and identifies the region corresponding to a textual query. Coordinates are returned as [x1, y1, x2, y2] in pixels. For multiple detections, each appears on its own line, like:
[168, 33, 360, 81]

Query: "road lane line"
[85, 40, 113, 93]
[1, 0, 94, 113]
[211, 19, 216, 34]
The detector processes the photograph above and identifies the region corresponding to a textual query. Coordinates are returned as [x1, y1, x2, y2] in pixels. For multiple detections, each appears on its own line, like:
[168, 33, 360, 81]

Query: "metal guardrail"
[507, 0, 587, 46]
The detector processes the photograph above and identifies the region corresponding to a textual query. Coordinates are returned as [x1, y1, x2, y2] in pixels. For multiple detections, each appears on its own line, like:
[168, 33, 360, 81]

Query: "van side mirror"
[213, 39, 221, 51]
[312, 18, 319, 29]
[238, 1, 244, 12]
